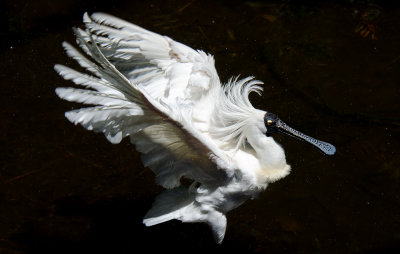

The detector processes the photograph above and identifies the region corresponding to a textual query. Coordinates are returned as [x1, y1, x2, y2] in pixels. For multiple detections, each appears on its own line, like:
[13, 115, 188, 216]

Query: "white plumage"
[55, 12, 335, 243]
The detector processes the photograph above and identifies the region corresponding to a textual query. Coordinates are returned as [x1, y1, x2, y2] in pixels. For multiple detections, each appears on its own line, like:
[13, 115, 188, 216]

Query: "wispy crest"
[210, 76, 263, 150]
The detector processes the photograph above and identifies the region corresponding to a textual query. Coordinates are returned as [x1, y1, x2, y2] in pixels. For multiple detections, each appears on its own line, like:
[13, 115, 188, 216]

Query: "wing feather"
[55, 64, 122, 96]
[56, 12, 231, 188]
[76, 12, 220, 103]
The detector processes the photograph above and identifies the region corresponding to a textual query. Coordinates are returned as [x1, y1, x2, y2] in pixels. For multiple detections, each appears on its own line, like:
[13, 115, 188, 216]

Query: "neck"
[244, 125, 290, 183]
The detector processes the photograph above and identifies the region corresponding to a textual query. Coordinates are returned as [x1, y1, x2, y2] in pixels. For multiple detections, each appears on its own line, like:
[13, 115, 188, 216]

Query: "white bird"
[55, 12, 336, 243]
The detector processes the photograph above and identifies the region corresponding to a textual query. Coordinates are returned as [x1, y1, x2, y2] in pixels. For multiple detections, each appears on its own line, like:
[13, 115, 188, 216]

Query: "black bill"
[264, 112, 336, 155]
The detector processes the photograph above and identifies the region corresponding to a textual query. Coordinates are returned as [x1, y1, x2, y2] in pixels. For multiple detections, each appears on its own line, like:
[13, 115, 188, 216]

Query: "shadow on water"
[1, 0, 400, 253]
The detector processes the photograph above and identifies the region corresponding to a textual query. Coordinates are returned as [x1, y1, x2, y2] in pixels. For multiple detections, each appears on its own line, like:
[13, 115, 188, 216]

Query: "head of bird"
[263, 112, 280, 136]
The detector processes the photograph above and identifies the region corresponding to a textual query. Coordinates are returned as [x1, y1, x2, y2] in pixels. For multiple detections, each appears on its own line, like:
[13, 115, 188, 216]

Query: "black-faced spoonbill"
[55, 12, 336, 243]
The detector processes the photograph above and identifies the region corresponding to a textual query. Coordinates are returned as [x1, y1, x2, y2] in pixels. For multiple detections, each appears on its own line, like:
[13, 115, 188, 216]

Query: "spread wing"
[77, 12, 220, 103]
[55, 13, 232, 189]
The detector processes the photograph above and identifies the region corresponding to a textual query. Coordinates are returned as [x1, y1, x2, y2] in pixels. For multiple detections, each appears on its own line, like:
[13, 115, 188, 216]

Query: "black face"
[263, 111, 336, 155]
[264, 112, 279, 136]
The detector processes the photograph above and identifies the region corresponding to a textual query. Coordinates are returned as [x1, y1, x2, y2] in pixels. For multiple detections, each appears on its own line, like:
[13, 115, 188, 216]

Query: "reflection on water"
[1, 0, 399, 253]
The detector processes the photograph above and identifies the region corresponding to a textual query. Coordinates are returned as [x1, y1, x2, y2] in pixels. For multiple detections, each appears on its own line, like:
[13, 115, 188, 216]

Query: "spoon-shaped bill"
[276, 119, 336, 155]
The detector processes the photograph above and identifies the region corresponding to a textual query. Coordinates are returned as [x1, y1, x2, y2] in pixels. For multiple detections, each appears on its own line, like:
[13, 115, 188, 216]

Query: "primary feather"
[55, 12, 291, 243]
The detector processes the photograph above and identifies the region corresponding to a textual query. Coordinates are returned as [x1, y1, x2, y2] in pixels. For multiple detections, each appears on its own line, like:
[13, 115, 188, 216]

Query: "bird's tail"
[143, 186, 193, 226]
[143, 186, 227, 244]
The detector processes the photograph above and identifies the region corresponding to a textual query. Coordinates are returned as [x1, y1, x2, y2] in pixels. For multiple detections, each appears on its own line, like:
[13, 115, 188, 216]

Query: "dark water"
[1, 0, 399, 253]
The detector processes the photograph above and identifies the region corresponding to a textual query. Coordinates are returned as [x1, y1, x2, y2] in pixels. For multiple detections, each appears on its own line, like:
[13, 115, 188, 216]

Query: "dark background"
[1, 0, 399, 253]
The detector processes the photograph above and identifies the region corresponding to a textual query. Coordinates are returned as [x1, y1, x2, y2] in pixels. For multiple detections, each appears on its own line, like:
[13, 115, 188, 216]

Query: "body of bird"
[55, 13, 335, 243]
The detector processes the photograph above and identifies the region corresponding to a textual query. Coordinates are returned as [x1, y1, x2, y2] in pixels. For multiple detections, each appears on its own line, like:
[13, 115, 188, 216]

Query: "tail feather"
[143, 186, 228, 244]
[143, 211, 181, 226]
